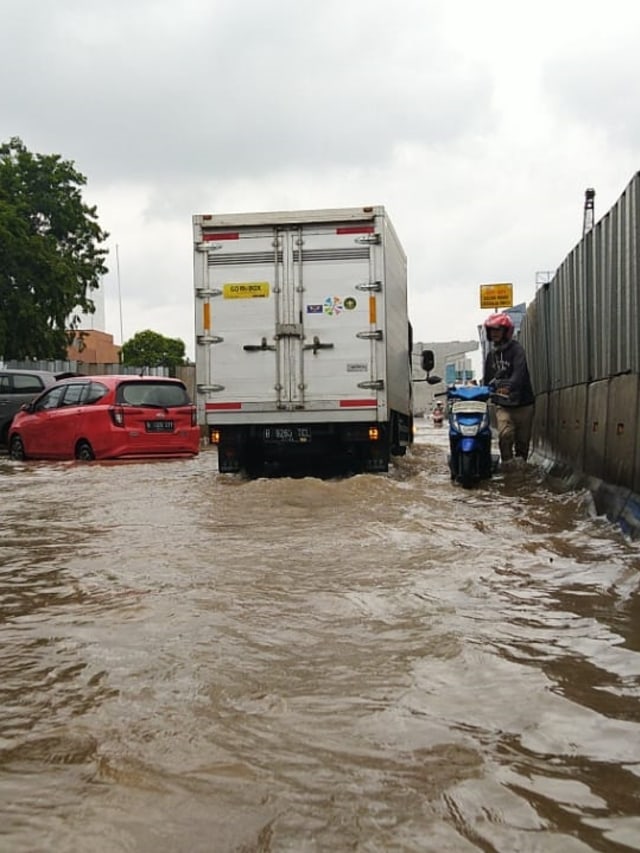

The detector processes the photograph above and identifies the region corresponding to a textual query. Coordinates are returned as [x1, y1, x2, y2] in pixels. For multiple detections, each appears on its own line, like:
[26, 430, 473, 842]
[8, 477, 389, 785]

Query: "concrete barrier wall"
[532, 377, 640, 538]
[584, 380, 609, 482]
[534, 378, 637, 488]
[531, 392, 549, 458]
[605, 373, 639, 491]
[556, 384, 588, 473]
[523, 173, 640, 537]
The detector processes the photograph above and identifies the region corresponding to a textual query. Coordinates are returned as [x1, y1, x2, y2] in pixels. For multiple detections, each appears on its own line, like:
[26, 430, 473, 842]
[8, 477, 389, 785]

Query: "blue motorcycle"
[438, 385, 495, 488]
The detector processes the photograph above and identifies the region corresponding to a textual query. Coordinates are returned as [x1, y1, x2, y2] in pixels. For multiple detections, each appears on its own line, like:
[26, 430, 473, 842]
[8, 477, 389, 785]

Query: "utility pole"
[535, 271, 554, 289]
[583, 188, 596, 237]
[115, 244, 124, 345]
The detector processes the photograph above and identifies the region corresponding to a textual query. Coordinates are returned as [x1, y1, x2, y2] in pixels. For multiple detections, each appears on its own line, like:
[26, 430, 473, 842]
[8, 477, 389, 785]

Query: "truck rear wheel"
[390, 411, 410, 457]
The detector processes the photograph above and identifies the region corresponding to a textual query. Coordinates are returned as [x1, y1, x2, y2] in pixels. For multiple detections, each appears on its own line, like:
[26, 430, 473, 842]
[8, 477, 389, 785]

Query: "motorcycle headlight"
[460, 423, 480, 436]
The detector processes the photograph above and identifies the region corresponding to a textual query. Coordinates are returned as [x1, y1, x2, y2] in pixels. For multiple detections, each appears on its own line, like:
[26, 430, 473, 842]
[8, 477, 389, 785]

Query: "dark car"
[8, 374, 200, 462]
[0, 369, 58, 446]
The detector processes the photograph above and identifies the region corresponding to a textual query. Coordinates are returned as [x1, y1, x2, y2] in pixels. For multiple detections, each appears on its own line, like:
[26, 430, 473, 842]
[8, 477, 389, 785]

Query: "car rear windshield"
[117, 381, 190, 407]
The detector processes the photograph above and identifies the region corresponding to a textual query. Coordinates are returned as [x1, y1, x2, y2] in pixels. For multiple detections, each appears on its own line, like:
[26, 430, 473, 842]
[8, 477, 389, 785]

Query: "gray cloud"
[541, 37, 640, 148]
[2, 0, 494, 183]
[2, 0, 638, 353]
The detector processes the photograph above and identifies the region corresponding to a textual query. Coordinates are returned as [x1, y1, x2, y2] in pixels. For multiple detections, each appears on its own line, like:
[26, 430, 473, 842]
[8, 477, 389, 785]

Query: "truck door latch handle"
[243, 337, 276, 352]
[303, 336, 334, 355]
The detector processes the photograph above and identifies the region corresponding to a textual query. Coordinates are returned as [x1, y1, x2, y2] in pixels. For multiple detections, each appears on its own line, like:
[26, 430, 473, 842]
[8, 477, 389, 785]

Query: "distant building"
[67, 329, 121, 364]
[69, 283, 106, 331]
[66, 284, 121, 364]
[412, 340, 478, 416]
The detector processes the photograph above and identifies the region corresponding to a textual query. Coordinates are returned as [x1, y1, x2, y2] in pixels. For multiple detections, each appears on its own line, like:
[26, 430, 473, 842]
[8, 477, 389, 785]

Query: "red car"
[8, 375, 200, 461]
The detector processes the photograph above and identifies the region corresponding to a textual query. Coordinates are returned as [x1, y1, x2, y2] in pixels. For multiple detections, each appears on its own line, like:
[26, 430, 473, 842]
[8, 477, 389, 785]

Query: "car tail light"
[109, 406, 125, 427]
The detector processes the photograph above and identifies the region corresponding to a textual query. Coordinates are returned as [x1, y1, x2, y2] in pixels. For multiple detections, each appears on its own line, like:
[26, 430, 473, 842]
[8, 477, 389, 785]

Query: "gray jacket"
[482, 340, 535, 407]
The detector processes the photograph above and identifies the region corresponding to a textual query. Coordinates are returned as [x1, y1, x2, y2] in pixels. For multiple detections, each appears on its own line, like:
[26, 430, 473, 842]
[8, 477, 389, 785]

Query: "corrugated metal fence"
[521, 171, 640, 506]
[3, 360, 171, 376]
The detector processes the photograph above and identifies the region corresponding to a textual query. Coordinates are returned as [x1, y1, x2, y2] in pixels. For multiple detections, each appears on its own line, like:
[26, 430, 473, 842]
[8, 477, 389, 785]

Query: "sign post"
[479, 283, 513, 310]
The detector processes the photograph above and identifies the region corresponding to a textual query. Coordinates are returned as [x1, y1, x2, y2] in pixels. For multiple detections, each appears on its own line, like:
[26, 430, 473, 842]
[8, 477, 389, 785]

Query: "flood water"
[1, 423, 639, 853]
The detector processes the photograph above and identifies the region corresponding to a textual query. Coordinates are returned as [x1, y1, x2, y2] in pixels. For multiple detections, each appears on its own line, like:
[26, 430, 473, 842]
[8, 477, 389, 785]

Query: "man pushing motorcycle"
[482, 313, 535, 462]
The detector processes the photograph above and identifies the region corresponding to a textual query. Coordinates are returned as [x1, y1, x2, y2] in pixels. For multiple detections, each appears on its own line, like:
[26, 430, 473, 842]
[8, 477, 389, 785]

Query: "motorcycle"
[437, 384, 496, 488]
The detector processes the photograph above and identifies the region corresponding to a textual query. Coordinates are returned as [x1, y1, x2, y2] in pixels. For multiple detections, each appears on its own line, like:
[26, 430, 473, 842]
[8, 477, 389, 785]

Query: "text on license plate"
[146, 420, 174, 432]
[263, 427, 311, 443]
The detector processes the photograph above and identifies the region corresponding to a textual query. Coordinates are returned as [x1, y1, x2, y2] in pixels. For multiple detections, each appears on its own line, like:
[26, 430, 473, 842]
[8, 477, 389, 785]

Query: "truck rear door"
[294, 221, 379, 409]
[196, 218, 380, 412]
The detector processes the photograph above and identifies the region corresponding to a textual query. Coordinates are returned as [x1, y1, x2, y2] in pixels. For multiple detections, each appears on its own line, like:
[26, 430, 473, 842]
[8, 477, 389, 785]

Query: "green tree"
[0, 137, 109, 360]
[120, 329, 186, 368]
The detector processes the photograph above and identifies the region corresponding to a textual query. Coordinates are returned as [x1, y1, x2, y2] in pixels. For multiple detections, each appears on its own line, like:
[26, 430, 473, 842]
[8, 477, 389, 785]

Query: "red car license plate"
[146, 420, 174, 432]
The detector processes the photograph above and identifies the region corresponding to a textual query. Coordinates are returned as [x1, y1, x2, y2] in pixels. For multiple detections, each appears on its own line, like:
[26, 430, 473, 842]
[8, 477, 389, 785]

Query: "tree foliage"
[0, 137, 109, 360]
[120, 329, 187, 368]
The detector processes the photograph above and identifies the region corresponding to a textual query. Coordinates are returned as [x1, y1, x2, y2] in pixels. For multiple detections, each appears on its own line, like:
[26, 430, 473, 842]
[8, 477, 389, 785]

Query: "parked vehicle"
[8, 375, 200, 462]
[439, 384, 495, 488]
[193, 205, 434, 477]
[0, 369, 58, 446]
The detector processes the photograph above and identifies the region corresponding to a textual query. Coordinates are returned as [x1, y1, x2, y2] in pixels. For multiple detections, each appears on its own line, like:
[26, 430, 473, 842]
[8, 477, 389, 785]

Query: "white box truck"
[193, 205, 420, 476]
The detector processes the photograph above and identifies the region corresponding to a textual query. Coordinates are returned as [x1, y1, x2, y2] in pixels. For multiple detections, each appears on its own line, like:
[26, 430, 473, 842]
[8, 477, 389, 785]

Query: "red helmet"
[484, 312, 514, 341]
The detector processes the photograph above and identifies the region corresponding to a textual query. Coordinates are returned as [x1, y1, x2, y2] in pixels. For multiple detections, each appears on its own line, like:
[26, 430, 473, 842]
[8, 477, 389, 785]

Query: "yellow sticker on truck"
[223, 282, 270, 299]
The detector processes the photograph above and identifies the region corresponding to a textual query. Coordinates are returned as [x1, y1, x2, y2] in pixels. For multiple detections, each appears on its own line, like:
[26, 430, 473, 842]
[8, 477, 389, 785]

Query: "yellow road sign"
[480, 283, 513, 309]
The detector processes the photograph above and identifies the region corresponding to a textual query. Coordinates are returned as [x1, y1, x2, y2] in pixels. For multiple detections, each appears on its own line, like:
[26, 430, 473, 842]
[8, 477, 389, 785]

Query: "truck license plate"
[263, 427, 311, 443]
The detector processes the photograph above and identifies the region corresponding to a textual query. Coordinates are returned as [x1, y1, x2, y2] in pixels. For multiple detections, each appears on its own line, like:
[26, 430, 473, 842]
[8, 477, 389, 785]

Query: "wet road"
[1, 424, 639, 852]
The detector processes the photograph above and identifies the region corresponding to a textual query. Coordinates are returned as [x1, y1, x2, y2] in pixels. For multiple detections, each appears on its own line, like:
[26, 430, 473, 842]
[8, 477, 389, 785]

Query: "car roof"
[56, 374, 185, 385]
[0, 368, 58, 380]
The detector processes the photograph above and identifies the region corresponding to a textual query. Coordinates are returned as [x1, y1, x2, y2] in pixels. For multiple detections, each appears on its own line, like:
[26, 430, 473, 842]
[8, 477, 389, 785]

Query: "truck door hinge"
[275, 323, 303, 339]
[356, 330, 384, 341]
[355, 234, 380, 245]
[357, 380, 384, 390]
[195, 287, 222, 298]
[303, 336, 334, 355]
[197, 334, 224, 345]
[355, 281, 382, 292]
[243, 337, 276, 352]
[197, 383, 225, 393]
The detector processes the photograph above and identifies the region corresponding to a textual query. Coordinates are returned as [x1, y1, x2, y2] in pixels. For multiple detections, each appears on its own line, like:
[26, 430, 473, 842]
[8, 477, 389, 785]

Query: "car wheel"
[9, 435, 26, 461]
[75, 440, 95, 462]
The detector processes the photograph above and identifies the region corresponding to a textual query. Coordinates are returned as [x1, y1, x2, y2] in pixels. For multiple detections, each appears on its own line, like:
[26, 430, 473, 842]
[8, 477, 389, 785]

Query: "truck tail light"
[368, 427, 380, 441]
[210, 428, 221, 444]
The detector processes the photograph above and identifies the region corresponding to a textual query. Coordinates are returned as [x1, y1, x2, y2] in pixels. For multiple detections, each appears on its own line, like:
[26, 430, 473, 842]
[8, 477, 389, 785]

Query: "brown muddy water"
[1, 423, 639, 853]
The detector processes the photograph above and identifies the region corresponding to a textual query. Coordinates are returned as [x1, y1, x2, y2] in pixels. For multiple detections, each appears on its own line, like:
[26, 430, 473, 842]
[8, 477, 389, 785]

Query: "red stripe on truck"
[205, 402, 242, 410]
[339, 399, 377, 408]
[336, 226, 375, 235]
[202, 232, 239, 241]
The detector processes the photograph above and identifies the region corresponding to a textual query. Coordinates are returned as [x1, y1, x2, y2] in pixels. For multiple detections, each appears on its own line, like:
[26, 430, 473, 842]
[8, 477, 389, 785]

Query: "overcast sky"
[2, 0, 638, 361]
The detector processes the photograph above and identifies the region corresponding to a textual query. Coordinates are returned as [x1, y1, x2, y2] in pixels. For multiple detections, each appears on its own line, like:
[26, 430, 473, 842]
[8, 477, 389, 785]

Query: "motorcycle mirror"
[421, 350, 435, 373]
[426, 375, 442, 385]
